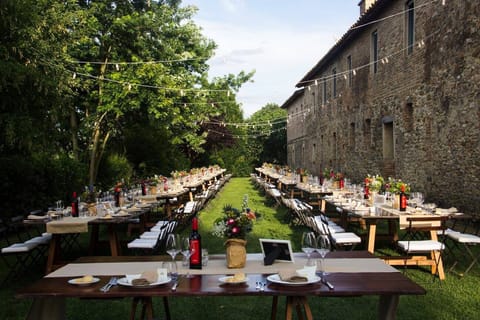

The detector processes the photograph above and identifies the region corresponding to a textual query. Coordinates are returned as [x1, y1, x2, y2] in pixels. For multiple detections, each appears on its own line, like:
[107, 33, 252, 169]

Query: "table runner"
[46, 256, 398, 278]
[46, 216, 97, 234]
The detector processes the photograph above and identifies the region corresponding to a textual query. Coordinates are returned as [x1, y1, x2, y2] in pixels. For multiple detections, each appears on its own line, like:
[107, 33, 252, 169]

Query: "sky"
[180, 0, 360, 118]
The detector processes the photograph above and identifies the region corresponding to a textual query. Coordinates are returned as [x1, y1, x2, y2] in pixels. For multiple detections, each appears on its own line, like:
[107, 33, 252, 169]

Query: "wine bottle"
[189, 216, 202, 269]
[71, 191, 79, 217]
[141, 181, 147, 196]
[114, 184, 121, 207]
[399, 185, 407, 212]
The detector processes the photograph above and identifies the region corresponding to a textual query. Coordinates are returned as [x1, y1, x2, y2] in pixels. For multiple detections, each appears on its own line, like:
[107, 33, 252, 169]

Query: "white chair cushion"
[25, 236, 51, 245]
[332, 233, 361, 244]
[127, 239, 157, 249]
[398, 240, 444, 252]
[1, 242, 38, 253]
[140, 232, 161, 239]
[447, 232, 480, 244]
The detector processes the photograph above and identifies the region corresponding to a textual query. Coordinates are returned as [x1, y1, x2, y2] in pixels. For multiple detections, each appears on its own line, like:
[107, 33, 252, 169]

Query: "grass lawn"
[1, 177, 479, 319]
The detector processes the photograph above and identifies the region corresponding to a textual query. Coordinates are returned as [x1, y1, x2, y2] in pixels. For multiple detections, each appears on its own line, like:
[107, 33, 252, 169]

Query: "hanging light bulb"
[115, 64, 120, 71]
[72, 72, 76, 79]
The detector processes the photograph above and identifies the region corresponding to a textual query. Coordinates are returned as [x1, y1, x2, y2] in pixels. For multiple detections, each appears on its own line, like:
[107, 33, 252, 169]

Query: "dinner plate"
[218, 276, 249, 284]
[117, 277, 171, 288]
[266, 274, 321, 286]
[68, 277, 100, 286]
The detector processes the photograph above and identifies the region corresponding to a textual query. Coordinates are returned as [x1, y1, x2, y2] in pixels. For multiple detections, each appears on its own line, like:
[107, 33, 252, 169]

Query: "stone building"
[282, 0, 479, 214]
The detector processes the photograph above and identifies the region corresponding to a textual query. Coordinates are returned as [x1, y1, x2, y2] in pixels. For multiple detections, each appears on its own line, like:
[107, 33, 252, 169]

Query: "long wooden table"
[16, 251, 425, 320]
[324, 196, 459, 280]
[24, 207, 151, 274]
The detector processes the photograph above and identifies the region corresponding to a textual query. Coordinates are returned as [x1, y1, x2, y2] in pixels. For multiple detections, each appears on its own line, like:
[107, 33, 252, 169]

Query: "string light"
[298, 31, 439, 88]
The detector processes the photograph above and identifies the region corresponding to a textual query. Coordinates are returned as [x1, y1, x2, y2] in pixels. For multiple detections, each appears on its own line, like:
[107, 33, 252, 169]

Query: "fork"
[101, 277, 117, 292]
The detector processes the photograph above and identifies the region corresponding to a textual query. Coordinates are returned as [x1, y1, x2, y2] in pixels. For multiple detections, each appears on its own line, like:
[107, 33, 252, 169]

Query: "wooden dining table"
[324, 195, 464, 280]
[24, 207, 151, 274]
[16, 251, 425, 320]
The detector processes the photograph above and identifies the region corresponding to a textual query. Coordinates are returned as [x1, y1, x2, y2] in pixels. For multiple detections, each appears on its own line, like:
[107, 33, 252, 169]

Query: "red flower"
[231, 226, 239, 234]
[227, 218, 235, 225]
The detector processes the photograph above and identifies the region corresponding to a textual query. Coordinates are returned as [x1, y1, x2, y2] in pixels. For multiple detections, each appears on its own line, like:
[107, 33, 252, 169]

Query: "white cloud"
[199, 18, 336, 117]
[219, 0, 246, 13]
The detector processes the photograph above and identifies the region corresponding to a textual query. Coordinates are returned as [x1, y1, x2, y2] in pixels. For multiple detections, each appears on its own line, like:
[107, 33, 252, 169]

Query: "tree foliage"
[0, 0, 253, 213]
[246, 103, 287, 167]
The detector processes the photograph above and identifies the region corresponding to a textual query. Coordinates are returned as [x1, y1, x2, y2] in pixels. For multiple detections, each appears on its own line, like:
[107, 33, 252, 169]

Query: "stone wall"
[284, 0, 480, 214]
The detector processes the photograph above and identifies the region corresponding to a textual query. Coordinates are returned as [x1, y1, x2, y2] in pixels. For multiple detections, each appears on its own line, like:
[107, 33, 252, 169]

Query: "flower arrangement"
[365, 174, 384, 192]
[296, 168, 309, 176]
[212, 205, 256, 240]
[323, 168, 344, 181]
[384, 177, 411, 195]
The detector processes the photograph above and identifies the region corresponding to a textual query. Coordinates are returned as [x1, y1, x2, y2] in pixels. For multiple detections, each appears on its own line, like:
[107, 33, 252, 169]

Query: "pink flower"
[232, 226, 239, 234]
[227, 218, 235, 225]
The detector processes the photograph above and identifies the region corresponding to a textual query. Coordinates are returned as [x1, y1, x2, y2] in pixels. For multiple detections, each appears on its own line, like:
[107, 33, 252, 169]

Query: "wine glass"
[316, 235, 331, 278]
[166, 233, 181, 262]
[301, 232, 317, 263]
[180, 236, 194, 278]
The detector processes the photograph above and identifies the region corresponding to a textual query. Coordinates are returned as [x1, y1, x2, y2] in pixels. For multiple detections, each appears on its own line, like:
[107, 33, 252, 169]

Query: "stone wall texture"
[284, 0, 480, 214]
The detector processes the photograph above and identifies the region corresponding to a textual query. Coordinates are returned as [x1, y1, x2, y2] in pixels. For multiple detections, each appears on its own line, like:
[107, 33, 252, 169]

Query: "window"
[350, 122, 355, 148]
[312, 143, 316, 163]
[404, 102, 414, 131]
[406, 0, 415, 54]
[347, 55, 353, 87]
[322, 78, 327, 105]
[332, 68, 337, 98]
[371, 30, 378, 74]
[364, 118, 372, 147]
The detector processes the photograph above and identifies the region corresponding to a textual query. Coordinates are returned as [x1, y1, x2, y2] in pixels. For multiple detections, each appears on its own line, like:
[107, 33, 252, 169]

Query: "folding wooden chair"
[444, 218, 480, 276]
[397, 216, 447, 280]
[0, 218, 42, 285]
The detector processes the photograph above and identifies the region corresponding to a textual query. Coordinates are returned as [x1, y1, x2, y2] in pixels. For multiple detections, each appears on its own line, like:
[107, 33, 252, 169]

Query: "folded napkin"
[126, 268, 168, 285]
[278, 270, 308, 283]
[27, 214, 48, 220]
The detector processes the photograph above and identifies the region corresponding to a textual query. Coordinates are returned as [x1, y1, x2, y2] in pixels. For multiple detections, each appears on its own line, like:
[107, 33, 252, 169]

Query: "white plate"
[117, 277, 171, 287]
[266, 274, 321, 286]
[68, 277, 100, 286]
[218, 276, 249, 284]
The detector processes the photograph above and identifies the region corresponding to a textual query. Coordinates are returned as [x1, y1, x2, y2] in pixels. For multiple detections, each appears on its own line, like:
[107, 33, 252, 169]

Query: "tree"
[246, 103, 287, 166]
[66, 1, 221, 188]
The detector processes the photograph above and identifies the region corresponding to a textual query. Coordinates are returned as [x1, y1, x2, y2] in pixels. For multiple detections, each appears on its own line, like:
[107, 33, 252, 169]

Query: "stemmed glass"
[180, 236, 195, 278]
[316, 235, 331, 278]
[301, 232, 317, 264]
[166, 233, 181, 263]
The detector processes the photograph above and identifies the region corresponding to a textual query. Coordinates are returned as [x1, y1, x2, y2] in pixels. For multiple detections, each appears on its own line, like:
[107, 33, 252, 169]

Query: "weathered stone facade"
[282, 0, 480, 214]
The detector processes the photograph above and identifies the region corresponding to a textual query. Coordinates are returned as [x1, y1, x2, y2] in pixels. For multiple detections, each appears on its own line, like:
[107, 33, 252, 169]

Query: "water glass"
[202, 249, 209, 266]
[161, 261, 178, 280]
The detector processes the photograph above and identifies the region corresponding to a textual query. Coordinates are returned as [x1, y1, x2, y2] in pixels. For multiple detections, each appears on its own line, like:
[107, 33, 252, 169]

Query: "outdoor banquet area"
[1, 0, 479, 319]
[0, 164, 479, 320]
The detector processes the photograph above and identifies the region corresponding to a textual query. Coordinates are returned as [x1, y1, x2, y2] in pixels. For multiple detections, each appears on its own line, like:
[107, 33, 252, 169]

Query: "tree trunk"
[70, 107, 79, 161]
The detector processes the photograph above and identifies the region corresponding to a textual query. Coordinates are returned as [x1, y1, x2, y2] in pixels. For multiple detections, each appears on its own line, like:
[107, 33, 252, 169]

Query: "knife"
[171, 280, 179, 291]
[322, 278, 334, 290]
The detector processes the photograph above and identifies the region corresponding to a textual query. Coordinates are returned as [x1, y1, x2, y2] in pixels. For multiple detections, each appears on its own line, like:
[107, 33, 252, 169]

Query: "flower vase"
[149, 186, 157, 195]
[225, 239, 247, 268]
[333, 180, 340, 190]
[393, 194, 400, 209]
[368, 191, 378, 207]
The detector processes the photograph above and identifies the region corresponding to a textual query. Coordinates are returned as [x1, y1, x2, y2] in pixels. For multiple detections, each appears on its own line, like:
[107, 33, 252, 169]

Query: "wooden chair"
[0, 218, 42, 285]
[397, 216, 447, 280]
[444, 217, 480, 276]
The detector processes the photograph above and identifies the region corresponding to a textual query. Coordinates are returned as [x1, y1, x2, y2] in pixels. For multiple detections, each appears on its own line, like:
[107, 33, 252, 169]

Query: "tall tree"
[67, 1, 219, 188]
[246, 103, 287, 166]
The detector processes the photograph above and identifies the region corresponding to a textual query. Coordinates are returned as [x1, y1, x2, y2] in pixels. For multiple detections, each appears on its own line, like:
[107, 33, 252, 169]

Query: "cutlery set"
[100, 277, 118, 292]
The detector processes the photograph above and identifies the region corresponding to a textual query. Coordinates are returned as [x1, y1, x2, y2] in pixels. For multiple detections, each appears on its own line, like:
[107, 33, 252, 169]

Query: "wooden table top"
[16, 251, 425, 300]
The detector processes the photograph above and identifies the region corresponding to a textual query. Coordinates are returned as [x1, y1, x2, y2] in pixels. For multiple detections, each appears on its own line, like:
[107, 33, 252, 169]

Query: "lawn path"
[196, 177, 303, 254]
